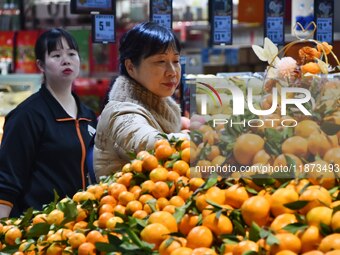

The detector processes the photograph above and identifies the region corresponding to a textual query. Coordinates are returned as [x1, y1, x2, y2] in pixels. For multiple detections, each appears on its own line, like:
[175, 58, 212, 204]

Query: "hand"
[0, 204, 11, 219]
[181, 116, 190, 130]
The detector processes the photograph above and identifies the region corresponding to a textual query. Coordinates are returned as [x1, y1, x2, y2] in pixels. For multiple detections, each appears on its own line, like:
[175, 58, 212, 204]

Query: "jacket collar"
[40, 84, 92, 120]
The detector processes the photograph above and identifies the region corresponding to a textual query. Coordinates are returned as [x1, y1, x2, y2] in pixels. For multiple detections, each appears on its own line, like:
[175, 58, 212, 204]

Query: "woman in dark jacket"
[0, 28, 97, 218]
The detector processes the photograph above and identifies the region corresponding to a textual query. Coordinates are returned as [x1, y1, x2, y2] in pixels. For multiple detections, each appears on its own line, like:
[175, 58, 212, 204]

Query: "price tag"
[265, 0, 285, 45]
[71, 0, 114, 14]
[152, 14, 172, 29]
[314, 0, 334, 44]
[91, 14, 115, 43]
[150, 0, 173, 29]
[211, 0, 233, 45]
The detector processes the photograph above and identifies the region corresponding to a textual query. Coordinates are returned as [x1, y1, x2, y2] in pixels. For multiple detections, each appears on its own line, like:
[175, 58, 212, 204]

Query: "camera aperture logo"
[194, 78, 313, 129]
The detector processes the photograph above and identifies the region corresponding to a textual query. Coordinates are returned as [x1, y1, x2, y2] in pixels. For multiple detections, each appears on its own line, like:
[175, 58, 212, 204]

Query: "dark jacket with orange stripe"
[0, 84, 97, 217]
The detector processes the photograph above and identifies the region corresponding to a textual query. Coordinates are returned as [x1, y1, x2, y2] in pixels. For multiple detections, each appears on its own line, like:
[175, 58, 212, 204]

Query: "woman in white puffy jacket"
[93, 22, 189, 180]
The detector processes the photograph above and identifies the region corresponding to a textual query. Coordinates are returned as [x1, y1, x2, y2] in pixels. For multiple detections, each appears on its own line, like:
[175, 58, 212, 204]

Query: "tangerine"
[186, 226, 213, 249]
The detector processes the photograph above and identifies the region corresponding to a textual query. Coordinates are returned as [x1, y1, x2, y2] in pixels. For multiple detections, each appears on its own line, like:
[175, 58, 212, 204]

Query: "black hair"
[119, 21, 181, 76]
[34, 28, 79, 64]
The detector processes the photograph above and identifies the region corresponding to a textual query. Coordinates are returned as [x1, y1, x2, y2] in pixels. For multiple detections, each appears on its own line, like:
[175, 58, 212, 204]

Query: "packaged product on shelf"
[0, 31, 15, 74]
[15, 30, 41, 73]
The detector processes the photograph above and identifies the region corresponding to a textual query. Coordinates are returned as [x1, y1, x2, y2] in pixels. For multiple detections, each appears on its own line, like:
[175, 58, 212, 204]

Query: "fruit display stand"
[1, 40, 340, 254]
[0, 131, 339, 255]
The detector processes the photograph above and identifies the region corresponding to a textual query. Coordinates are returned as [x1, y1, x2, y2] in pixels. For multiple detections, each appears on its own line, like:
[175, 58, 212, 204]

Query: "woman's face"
[126, 47, 181, 98]
[38, 37, 80, 87]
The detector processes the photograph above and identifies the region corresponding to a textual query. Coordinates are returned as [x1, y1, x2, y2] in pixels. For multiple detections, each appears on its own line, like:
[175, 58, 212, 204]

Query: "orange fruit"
[180, 139, 190, 150]
[318, 233, 340, 252]
[275, 251, 298, 255]
[68, 232, 86, 249]
[241, 195, 270, 227]
[172, 160, 190, 176]
[109, 183, 127, 199]
[118, 190, 135, 206]
[282, 136, 309, 158]
[178, 214, 199, 235]
[169, 247, 193, 255]
[232, 240, 259, 255]
[99, 195, 117, 206]
[139, 194, 155, 204]
[206, 145, 220, 161]
[129, 185, 142, 199]
[121, 162, 132, 173]
[154, 139, 171, 150]
[181, 147, 190, 163]
[305, 160, 336, 189]
[78, 242, 96, 255]
[113, 204, 126, 215]
[86, 230, 105, 244]
[325, 251, 340, 255]
[186, 226, 213, 249]
[205, 186, 225, 205]
[47, 232, 63, 242]
[45, 243, 63, 255]
[253, 149, 272, 165]
[167, 171, 180, 182]
[98, 203, 115, 215]
[273, 154, 303, 168]
[117, 172, 133, 187]
[298, 186, 332, 215]
[300, 225, 323, 253]
[155, 144, 173, 160]
[46, 209, 64, 225]
[148, 211, 178, 233]
[177, 186, 193, 201]
[152, 181, 170, 199]
[224, 184, 249, 208]
[169, 195, 185, 207]
[106, 216, 123, 230]
[270, 188, 299, 217]
[97, 212, 114, 229]
[136, 150, 150, 160]
[76, 205, 88, 222]
[306, 206, 333, 227]
[149, 167, 169, 182]
[202, 130, 218, 145]
[307, 131, 337, 157]
[125, 200, 143, 215]
[323, 147, 340, 165]
[189, 178, 205, 191]
[56, 228, 72, 240]
[331, 210, 340, 231]
[271, 233, 301, 255]
[131, 159, 143, 173]
[4, 226, 22, 245]
[32, 213, 47, 225]
[162, 204, 176, 214]
[233, 133, 265, 165]
[192, 247, 217, 255]
[202, 212, 233, 235]
[195, 194, 208, 212]
[143, 154, 159, 171]
[87, 184, 104, 200]
[140, 180, 156, 194]
[132, 210, 148, 219]
[18, 241, 36, 253]
[73, 220, 88, 231]
[294, 120, 320, 138]
[270, 213, 298, 233]
[140, 223, 170, 249]
[159, 237, 184, 255]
